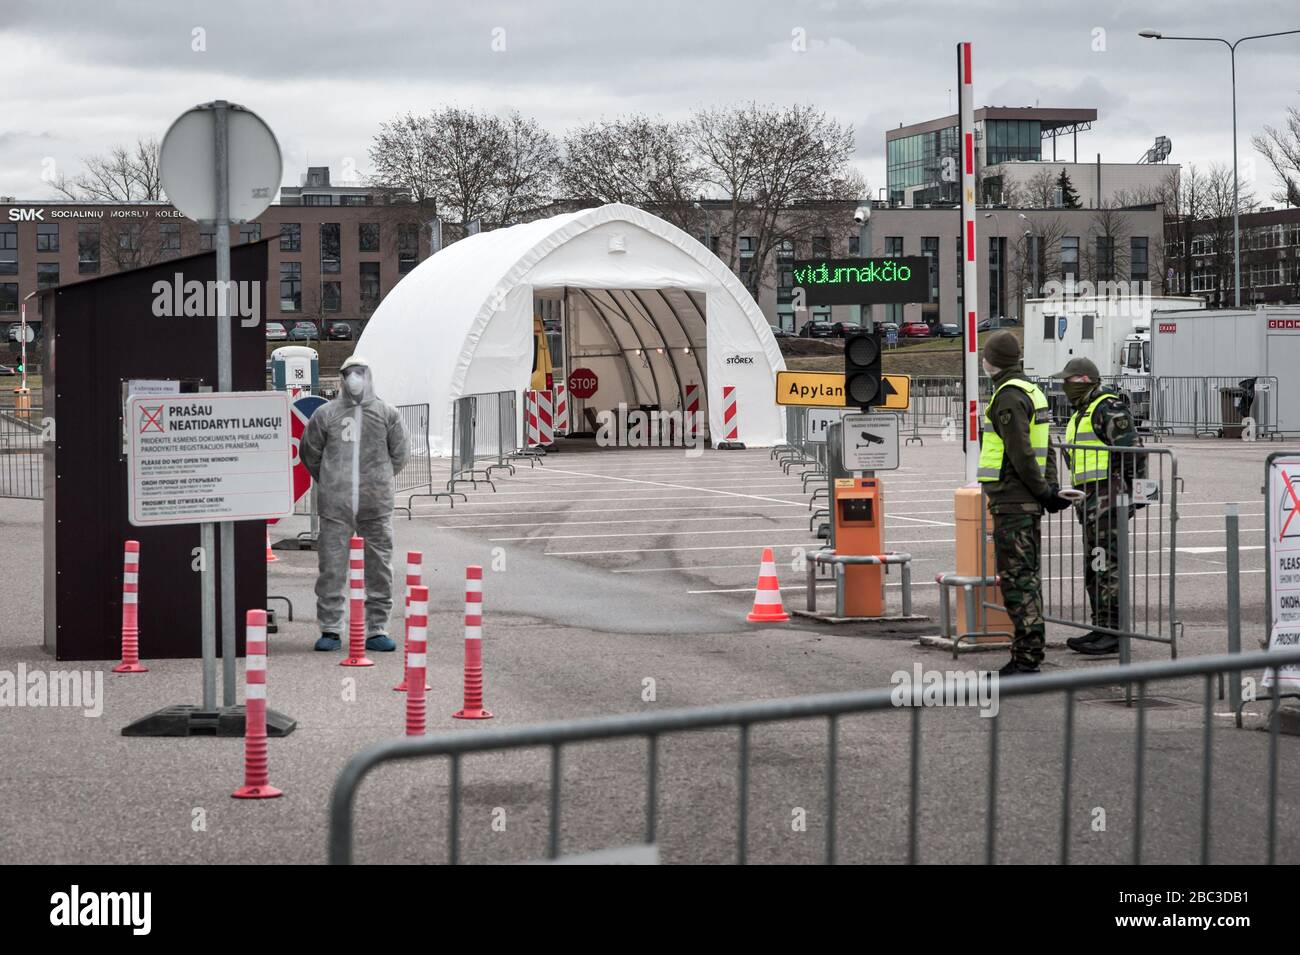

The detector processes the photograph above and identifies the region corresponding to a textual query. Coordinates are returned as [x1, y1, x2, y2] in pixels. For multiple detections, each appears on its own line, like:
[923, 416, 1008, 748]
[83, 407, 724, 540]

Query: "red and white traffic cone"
[746, 547, 790, 623]
[405, 586, 429, 736]
[113, 540, 147, 673]
[340, 535, 373, 667]
[265, 526, 279, 563]
[453, 565, 492, 719]
[233, 609, 282, 799]
[394, 551, 428, 692]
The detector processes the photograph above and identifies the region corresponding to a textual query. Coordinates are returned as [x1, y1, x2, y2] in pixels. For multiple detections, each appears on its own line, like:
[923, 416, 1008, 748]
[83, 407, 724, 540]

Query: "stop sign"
[568, 367, 599, 399]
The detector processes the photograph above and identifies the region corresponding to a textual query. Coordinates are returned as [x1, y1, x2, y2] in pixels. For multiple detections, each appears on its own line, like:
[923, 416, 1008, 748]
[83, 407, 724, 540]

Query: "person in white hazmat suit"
[299, 355, 410, 652]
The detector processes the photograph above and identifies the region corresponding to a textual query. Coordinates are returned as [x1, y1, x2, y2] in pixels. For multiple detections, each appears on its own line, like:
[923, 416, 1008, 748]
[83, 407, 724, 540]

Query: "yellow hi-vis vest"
[978, 378, 1049, 483]
[1065, 392, 1112, 486]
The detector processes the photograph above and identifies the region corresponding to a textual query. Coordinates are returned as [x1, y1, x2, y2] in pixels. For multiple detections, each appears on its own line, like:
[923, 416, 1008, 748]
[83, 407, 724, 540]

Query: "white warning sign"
[840, 412, 899, 471]
[1265, 456, 1300, 689]
[126, 391, 292, 526]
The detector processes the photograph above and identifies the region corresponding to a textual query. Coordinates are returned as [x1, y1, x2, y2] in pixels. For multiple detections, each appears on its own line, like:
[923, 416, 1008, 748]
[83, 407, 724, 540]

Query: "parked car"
[977, 318, 992, 333]
[828, 321, 864, 337]
[289, 321, 320, 341]
[900, 322, 932, 338]
[265, 321, 288, 341]
[939, 323, 961, 338]
[880, 322, 900, 336]
[769, 325, 792, 339]
[799, 321, 836, 338]
[326, 321, 354, 341]
[0, 363, 14, 376]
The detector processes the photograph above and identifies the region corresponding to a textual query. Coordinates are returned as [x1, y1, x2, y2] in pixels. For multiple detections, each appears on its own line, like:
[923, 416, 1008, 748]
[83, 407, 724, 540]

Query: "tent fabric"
[356, 202, 786, 454]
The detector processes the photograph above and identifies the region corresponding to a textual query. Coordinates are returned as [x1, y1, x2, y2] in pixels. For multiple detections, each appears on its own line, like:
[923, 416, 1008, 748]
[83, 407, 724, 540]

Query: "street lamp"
[1140, 27, 1300, 307]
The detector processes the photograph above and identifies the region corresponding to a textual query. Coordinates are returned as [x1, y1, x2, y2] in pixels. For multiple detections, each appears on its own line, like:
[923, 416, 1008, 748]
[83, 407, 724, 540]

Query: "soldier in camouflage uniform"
[978, 332, 1072, 676]
[1052, 357, 1145, 655]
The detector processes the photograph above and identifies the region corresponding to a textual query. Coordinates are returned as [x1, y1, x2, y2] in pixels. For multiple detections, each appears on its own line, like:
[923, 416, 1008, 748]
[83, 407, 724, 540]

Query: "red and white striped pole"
[405, 586, 429, 736]
[537, 388, 554, 446]
[113, 540, 147, 673]
[685, 383, 700, 441]
[958, 40, 981, 484]
[525, 390, 540, 447]
[341, 535, 373, 667]
[452, 565, 492, 720]
[553, 381, 568, 435]
[722, 385, 738, 442]
[232, 609, 282, 799]
[394, 551, 428, 692]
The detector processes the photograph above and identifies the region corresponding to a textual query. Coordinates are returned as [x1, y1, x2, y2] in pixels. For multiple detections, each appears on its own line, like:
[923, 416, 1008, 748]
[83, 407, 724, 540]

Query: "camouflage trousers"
[992, 511, 1044, 666]
[1079, 502, 1125, 631]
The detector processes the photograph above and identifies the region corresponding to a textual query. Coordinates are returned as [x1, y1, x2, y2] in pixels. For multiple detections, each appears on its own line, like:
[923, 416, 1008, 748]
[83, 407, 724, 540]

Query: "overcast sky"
[2, 0, 1298, 203]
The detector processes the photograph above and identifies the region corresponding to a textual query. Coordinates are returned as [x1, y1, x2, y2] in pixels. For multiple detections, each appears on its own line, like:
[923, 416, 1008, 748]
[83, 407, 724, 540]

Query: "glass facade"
[887, 126, 958, 204]
[983, 119, 1041, 166]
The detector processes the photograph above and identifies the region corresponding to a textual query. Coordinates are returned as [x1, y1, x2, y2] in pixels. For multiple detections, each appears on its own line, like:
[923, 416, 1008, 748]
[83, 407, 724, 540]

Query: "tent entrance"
[536, 287, 709, 448]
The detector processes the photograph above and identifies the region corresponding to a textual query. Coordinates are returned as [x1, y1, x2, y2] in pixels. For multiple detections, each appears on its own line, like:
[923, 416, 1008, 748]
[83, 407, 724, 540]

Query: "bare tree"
[369, 113, 440, 209]
[691, 103, 863, 296]
[1010, 214, 1068, 309]
[53, 137, 164, 202]
[1252, 102, 1300, 206]
[1202, 162, 1258, 304]
[1082, 204, 1132, 285]
[560, 116, 702, 231]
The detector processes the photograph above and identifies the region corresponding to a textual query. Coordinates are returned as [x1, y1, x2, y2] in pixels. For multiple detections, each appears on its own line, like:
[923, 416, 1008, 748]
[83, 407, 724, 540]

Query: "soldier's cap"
[1052, 357, 1100, 381]
[982, 330, 1020, 367]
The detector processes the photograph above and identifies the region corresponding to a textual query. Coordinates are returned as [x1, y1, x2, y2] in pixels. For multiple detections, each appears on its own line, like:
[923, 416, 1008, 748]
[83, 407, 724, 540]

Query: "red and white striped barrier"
[113, 540, 147, 673]
[722, 385, 739, 442]
[395, 551, 429, 692]
[452, 565, 492, 720]
[685, 383, 700, 440]
[553, 381, 569, 435]
[341, 535, 373, 667]
[526, 389, 554, 447]
[405, 586, 429, 736]
[232, 609, 282, 799]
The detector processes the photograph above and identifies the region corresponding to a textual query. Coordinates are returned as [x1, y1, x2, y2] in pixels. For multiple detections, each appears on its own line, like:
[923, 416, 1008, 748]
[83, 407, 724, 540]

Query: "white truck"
[1022, 293, 1204, 424]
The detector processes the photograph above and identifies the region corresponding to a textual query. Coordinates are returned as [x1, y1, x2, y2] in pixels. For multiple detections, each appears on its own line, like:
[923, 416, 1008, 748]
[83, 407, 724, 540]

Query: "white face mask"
[982, 359, 999, 377]
[344, 371, 366, 396]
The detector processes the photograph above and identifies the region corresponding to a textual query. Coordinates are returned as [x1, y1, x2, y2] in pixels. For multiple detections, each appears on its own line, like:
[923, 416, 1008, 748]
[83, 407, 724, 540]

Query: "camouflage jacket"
[983, 365, 1058, 513]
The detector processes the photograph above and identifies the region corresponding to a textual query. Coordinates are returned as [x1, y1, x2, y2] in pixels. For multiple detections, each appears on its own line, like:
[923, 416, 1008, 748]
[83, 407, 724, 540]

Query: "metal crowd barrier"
[976, 443, 1180, 660]
[1150, 376, 1279, 440]
[328, 647, 1300, 865]
[0, 406, 45, 499]
[395, 402, 462, 511]
[451, 390, 528, 493]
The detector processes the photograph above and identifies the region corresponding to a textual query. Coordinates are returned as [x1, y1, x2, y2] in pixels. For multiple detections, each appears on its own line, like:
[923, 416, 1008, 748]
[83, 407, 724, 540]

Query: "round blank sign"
[160, 101, 282, 224]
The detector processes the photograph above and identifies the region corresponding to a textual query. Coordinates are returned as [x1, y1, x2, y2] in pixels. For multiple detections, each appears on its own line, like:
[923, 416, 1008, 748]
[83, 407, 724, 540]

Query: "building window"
[280, 262, 302, 311]
[359, 262, 380, 308]
[1191, 235, 1213, 256]
[988, 236, 1004, 320]
[118, 224, 141, 252]
[1130, 237, 1149, 283]
[280, 223, 301, 252]
[78, 226, 100, 274]
[1190, 268, 1216, 293]
[0, 283, 17, 315]
[161, 223, 181, 255]
[239, 223, 261, 244]
[37, 263, 59, 290]
[321, 223, 341, 274]
[885, 236, 903, 257]
[922, 236, 940, 304]
[359, 223, 380, 253]
[398, 224, 419, 274]
[810, 236, 829, 257]
[1061, 236, 1079, 281]
[199, 227, 216, 251]
[0, 225, 16, 275]
[303, 195, 333, 206]
[36, 223, 59, 252]
[848, 235, 860, 255]
[1043, 312, 1056, 340]
[322, 281, 341, 312]
[1082, 313, 1096, 341]
[340, 195, 370, 206]
[1094, 236, 1115, 282]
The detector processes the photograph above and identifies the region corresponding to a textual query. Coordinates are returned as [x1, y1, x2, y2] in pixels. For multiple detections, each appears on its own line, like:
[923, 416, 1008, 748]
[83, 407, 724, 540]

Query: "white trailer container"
[1150, 305, 1300, 436]
[1022, 294, 1203, 379]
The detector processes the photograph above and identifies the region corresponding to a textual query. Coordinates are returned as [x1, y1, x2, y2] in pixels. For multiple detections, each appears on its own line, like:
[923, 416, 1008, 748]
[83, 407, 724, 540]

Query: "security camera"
[853, 206, 871, 224]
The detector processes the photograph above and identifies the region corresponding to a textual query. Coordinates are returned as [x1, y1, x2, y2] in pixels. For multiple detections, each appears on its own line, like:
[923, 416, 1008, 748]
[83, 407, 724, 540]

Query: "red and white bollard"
[232, 609, 282, 799]
[113, 540, 147, 673]
[405, 586, 430, 736]
[341, 535, 373, 667]
[452, 565, 492, 720]
[553, 381, 569, 435]
[722, 385, 739, 441]
[394, 551, 429, 692]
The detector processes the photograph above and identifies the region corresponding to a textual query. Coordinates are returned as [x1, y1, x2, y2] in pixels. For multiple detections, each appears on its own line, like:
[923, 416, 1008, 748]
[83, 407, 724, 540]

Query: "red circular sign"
[568, 367, 599, 399]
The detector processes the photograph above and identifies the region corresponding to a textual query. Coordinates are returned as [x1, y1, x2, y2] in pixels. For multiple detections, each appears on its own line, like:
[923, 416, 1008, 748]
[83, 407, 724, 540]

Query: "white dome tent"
[355, 203, 786, 454]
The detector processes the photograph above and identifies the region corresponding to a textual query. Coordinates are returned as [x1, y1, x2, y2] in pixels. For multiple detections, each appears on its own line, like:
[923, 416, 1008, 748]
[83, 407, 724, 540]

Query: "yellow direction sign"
[775, 371, 909, 410]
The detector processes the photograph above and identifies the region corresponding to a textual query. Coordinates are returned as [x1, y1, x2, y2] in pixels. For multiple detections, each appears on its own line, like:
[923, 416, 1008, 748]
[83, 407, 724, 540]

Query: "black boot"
[1067, 630, 1107, 651]
[1075, 633, 1120, 655]
[999, 658, 1040, 677]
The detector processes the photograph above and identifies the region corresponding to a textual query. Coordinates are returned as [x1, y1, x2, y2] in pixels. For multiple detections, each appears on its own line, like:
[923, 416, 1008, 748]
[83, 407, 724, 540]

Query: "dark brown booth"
[41, 241, 270, 661]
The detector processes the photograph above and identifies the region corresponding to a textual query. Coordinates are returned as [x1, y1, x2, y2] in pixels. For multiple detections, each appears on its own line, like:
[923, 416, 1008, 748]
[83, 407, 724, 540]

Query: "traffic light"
[844, 329, 883, 409]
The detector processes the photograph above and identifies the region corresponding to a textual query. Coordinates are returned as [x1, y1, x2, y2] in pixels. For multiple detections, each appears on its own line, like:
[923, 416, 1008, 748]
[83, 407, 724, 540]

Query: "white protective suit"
[299, 358, 410, 636]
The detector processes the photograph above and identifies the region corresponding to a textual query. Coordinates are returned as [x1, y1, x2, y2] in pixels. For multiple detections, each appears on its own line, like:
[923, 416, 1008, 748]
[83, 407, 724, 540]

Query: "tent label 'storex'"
[126, 391, 293, 526]
[356, 203, 787, 451]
